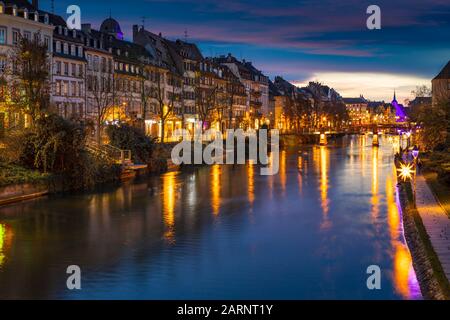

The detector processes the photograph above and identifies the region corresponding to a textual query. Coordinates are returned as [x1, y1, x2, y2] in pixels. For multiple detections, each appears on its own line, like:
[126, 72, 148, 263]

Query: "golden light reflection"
[315, 146, 331, 230]
[211, 165, 221, 215]
[297, 156, 303, 194]
[0, 223, 12, 268]
[371, 147, 379, 220]
[393, 243, 414, 298]
[386, 174, 399, 240]
[280, 151, 286, 194]
[386, 165, 417, 299]
[162, 172, 177, 244]
[247, 160, 255, 205]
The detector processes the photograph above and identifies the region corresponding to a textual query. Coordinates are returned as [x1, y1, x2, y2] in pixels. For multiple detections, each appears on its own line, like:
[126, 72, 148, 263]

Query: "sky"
[40, 0, 450, 103]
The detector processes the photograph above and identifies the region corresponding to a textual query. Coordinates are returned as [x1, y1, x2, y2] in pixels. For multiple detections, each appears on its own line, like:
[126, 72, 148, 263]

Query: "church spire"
[393, 90, 397, 102]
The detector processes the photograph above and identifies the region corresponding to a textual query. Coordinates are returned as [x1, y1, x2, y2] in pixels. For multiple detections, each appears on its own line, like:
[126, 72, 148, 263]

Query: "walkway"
[415, 174, 450, 282]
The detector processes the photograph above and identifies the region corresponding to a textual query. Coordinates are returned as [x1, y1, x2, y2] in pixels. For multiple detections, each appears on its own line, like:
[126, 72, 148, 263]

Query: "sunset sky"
[41, 0, 450, 103]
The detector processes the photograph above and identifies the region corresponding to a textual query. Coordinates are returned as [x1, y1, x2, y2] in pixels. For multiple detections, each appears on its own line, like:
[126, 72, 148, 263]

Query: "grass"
[0, 162, 50, 187]
[403, 183, 450, 299]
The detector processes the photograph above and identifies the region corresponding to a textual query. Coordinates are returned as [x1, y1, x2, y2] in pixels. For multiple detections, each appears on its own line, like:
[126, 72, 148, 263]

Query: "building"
[51, 20, 86, 119]
[0, 0, 53, 135]
[343, 96, 369, 126]
[133, 25, 185, 141]
[212, 54, 269, 130]
[432, 60, 450, 107]
[391, 91, 407, 122]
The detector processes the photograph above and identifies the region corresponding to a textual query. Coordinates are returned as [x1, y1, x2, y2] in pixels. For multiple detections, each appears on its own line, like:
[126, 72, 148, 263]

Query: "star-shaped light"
[397, 163, 415, 182]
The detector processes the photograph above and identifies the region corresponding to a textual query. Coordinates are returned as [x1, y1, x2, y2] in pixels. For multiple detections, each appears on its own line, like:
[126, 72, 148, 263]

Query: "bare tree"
[411, 85, 432, 98]
[9, 34, 51, 127]
[89, 74, 113, 144]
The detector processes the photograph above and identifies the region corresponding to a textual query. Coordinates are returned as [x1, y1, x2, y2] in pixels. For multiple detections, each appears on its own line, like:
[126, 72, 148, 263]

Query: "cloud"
[292, 72, 430, 102]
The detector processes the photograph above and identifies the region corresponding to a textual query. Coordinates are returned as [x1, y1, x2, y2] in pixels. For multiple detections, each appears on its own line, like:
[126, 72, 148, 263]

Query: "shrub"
[105, 124, 156, 164]
[19, 114, 120, 190]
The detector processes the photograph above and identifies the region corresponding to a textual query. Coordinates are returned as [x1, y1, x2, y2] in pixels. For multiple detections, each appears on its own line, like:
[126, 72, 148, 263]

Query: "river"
[0, 135, 422, 299]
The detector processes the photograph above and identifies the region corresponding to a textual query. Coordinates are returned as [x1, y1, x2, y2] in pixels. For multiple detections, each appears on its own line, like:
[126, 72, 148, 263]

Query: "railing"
[86, 138, 132, 165]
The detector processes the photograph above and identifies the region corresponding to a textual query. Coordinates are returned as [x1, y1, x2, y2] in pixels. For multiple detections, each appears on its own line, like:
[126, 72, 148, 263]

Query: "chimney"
[32, 0, 39, 9]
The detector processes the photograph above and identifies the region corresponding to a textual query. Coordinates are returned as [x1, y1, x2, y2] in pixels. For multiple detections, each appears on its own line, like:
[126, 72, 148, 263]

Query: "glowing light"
[248, 160, 255, 204]
[162, 172, 177, 244]
[211, 165, 221, 215]
[0, 224, 5, 267]
[397, 163, 414, 182]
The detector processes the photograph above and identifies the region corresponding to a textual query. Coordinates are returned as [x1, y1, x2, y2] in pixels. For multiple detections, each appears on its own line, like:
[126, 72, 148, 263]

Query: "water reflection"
[211, 165, 221, 215]
[0, 224, 7, 267]
[162, 172, 177, 244]
[0, 135, 422, 299]
[386, 167, 421, 299]
[313, 146, 330, 230]
[371, 146, 379, 221]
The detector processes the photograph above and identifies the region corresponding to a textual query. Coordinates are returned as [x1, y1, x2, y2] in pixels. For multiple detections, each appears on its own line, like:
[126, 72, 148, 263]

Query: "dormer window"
[58, 26, 62, 34]
[12, 5, 17, 16]
[44, 14, 49, 24]
[64, 28, 68, 36]
[23, 8, 28, 19]
[34, 11, 38, 22]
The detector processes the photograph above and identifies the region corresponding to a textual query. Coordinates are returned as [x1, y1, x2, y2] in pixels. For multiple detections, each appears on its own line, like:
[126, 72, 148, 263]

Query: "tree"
[89, 74, 113, 144]
[416, 100, 448, 151]
[411, 85, 432, 98]
[194, 72, 217, 133]
[9, 34, 51, 127]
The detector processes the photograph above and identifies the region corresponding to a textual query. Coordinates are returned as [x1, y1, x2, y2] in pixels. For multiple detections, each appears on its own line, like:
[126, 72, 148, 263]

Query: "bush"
[0, 162, 50, 187]
[18, 114, 121, 190]
[106, 124, 156, 164]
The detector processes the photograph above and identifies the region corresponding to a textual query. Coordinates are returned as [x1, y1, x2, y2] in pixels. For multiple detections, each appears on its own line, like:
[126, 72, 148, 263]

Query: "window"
[0, 27, 6, 44]
[78, 46, 83, 58]
[0, 57, 6, 74]
[78, 64, 83, 78]
[12, 29, 20, 46]
[87, 54, 92, 70]
[71, 63, 76, 76]
[23, 31, 31, 41]
[93, 56, 99, 71]
[55, 41, 61, 53]
[64, 62, 69, 75]
[56, 61, 61, 75]
[71, 45, 75, 56]
[63, 43, 68, 54]
[55, 80, 61, 95]
[72, 82, 76, 96]
[44, 36, 50, 51]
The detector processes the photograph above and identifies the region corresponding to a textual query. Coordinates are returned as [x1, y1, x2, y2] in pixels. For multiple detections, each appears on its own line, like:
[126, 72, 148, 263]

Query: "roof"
[100, 18, 124, 40]
[433, 60, 450, 80]
[343, 97, 368, 104]
[409, 96, 432, 107]
[3, 0, 35, 10]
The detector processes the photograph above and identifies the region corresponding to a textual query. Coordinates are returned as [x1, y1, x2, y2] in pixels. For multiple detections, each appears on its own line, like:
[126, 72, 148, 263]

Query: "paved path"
[415, 174, 450, 282]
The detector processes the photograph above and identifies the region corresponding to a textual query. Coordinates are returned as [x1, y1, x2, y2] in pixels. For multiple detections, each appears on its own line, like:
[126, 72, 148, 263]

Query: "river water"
[0, 135, 422, 299]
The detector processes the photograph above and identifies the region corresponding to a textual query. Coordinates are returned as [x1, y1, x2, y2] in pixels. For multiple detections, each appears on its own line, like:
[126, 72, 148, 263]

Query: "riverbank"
[398, 182, 450, 299]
